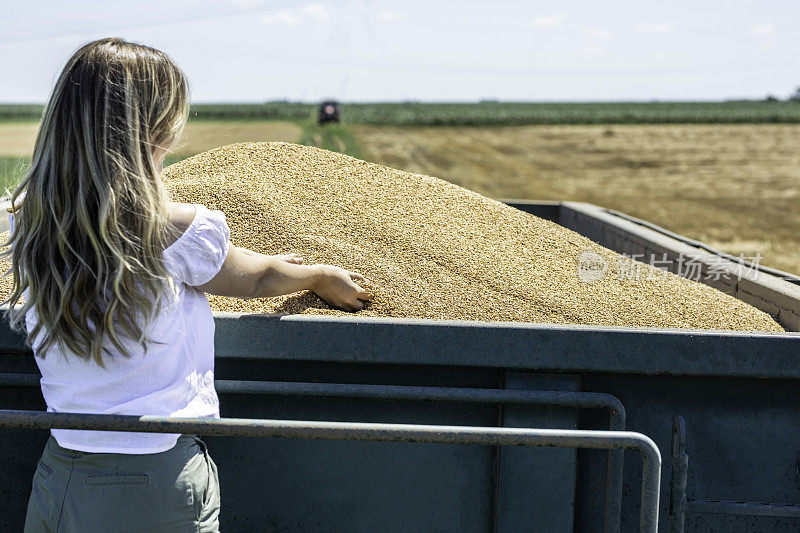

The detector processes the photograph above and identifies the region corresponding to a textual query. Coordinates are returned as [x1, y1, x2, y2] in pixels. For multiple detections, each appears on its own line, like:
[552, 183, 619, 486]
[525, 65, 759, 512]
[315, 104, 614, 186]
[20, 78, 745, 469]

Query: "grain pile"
[160, 142, 779, 332]
[0, 142, 784, 332]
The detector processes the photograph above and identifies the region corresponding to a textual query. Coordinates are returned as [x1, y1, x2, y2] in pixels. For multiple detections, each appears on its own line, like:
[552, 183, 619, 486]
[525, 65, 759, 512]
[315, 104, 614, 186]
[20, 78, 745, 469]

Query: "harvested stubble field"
[158, 142, 781, 332]
[353, 124, 800, 276]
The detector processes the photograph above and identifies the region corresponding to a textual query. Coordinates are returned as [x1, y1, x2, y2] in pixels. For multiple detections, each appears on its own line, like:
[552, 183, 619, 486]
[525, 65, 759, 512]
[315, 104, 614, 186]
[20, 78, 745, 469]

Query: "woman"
[4, 37, 372, 532]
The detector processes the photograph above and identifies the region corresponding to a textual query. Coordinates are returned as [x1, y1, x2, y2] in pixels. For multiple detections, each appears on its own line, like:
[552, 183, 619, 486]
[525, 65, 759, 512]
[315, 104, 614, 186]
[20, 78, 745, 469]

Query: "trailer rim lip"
[205, 313, 800, 380]
[212, 311, 800, 338]
[2, 310, 798, 379]
[3, 304, 796, 337]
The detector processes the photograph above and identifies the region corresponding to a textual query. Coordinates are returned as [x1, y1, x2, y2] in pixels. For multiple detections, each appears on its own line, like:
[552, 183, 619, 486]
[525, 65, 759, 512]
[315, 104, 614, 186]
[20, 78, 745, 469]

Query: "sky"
[1, 0, 799, 103]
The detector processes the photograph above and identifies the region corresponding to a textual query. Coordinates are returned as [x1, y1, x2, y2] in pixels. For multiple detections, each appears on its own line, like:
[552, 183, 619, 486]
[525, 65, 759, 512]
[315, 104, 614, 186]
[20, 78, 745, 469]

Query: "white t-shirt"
[15, 204, 231, 454]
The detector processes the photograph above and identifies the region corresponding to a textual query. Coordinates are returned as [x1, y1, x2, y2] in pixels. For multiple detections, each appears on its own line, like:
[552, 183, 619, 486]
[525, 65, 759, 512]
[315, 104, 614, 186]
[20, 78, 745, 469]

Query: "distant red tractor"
[318, 100, 340, 125]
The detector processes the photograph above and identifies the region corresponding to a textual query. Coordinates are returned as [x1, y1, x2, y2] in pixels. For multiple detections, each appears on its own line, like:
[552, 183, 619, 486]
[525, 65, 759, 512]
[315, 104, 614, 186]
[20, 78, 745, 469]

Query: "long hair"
[2, 37, 190, 367]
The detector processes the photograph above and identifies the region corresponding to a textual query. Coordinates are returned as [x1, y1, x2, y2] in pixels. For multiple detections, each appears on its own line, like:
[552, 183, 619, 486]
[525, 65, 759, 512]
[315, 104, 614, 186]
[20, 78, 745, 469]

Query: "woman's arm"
[167, 202, 373, 311]
[195, 245, 373, 312]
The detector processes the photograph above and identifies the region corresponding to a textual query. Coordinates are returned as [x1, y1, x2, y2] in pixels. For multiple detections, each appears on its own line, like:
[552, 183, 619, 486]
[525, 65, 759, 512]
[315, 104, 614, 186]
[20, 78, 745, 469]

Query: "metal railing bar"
[0, 374, 625, 418]
[0, 409, 660, 533]
[214, 378, 627, 533]
[0, 373, 626, 533]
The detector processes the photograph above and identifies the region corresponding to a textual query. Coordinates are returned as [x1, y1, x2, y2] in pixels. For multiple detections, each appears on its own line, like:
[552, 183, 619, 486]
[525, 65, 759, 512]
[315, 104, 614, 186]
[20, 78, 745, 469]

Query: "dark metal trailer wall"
[1, 202, 798, 532]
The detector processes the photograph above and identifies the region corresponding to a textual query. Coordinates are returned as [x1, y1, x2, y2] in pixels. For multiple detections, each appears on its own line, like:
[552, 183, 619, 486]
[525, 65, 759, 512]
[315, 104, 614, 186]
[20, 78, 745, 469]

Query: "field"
[1, 111, 797, 275]
[4, 101, 800, 125]
[0, 121, 303, 193]
[354, 124, 800, 275]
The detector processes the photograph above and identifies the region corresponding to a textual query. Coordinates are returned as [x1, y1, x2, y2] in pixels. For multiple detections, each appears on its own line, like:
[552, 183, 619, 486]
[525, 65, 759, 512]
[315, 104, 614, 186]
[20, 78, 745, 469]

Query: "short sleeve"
[163, 205, 231, 287]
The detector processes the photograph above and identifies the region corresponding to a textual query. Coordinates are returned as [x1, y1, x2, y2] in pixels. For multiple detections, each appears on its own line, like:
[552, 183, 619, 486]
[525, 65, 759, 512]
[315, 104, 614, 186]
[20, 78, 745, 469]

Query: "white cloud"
[277, 11, 300, 25]
[747, 24, 775, 37]
[531, 15, 566, 28]
[259, 3, 332, 26]
[586, 28, 614, 40]
[378, 10, 406, 22]
[303, 3, 331, 20]
[261, 9, 300, 26]
[633, 22, 674, 34]
[581, 44, 605, 56]
[230, 0, 263, 9]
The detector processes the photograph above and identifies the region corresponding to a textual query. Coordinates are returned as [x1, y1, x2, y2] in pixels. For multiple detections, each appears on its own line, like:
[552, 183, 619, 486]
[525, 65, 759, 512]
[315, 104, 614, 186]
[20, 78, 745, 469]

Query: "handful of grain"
[156, 142, 779, 332]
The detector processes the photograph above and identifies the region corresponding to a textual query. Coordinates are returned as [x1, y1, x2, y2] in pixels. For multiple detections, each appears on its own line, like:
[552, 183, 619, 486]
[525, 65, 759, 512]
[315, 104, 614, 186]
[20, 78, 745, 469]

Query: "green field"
[4, 101, 800, 126]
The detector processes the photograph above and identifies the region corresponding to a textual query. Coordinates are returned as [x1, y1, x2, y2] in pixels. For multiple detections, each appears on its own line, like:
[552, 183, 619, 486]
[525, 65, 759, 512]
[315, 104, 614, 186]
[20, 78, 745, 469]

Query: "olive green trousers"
[23, 433, 220, 532]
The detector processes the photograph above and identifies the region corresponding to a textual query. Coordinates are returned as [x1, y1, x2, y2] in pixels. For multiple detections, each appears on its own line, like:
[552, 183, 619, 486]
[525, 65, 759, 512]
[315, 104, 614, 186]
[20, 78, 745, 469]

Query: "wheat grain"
[149, 142, 781, 332]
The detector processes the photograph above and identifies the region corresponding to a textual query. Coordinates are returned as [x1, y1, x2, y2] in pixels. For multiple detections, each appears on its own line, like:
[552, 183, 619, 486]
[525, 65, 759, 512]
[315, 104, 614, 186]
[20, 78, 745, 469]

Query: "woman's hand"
[311, 265, 373, 312]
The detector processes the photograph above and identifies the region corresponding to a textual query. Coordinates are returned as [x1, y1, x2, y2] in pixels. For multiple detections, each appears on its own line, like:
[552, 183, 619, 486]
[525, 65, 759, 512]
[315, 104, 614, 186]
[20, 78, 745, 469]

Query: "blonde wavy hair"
[2, 37, 190, 367]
